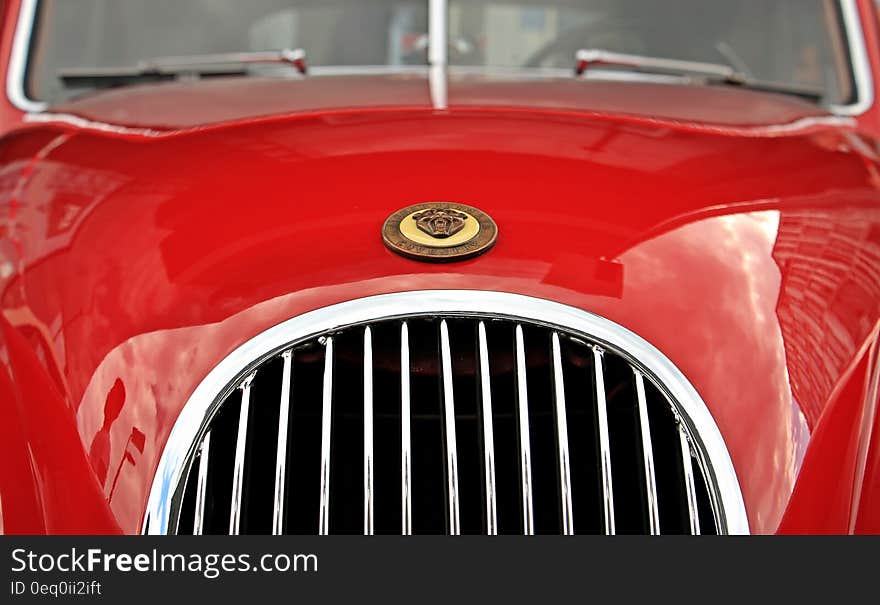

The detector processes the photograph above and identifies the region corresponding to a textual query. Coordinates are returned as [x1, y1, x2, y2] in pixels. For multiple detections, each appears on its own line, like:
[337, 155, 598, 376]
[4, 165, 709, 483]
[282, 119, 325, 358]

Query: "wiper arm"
[59, 48, 308, 88]
[575, 49, 742, 82]
[574, 48, 823, 103]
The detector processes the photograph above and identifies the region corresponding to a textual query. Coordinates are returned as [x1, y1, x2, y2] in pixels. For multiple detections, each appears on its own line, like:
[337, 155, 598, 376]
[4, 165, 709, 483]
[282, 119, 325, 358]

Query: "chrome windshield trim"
[831, 0, 874, 116]
[428, 0, 447, 67]
[7, 0, 46, 112]
[143, 290, 749, 535]
[429, 64, 448, 110]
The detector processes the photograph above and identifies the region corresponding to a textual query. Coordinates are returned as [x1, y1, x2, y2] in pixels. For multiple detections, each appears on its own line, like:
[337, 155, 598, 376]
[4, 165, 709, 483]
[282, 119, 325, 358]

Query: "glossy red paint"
[855, 351, 880, 532]
[777, 334, 880, 533]
[1, 1, 880, 535]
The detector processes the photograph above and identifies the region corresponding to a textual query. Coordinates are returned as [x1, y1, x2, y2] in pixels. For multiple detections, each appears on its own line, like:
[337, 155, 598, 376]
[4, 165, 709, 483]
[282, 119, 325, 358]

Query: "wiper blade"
[59, 48, 308, 88]
[574, 48, 823, 103]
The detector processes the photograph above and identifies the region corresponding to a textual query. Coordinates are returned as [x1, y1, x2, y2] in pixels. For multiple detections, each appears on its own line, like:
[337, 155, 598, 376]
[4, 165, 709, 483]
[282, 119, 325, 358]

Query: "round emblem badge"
[382, 202, 498, 262]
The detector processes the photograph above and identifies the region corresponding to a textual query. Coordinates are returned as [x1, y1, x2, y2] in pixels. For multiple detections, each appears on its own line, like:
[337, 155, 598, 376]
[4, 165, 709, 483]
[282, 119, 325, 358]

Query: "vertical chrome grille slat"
[401, 322, 412, 536]
[592, 347, 616, 535]
[170, 303, 738, 537]
[477, 322, 497, 535]
[272, 350, 293, 536]
[679, 425, 701, 535]
[551, 332, 574, 535]
[318, 337, 334, 536]
[363, 327, 374, 536]
[439, 320, 461, 535]
[634, 369, 660, 535]
[193, 430, 211, 536]
[229, 371, 256, 536]
[514, 325, 534, 535]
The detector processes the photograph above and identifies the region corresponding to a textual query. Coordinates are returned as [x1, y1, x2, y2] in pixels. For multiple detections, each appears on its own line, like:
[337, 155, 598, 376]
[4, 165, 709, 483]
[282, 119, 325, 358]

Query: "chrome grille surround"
[143, 290, 749, 535]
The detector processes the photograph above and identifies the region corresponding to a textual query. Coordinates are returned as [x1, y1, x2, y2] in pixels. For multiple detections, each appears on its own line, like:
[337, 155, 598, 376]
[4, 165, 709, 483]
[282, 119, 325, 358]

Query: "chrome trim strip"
[428, 0, 447, 67]
[514, 325, 535, 535]
[400, 322, 412, 536]
[272, 350, 293, 536]
[439, 320, 460, 535]
[551, 333, 574, 535]
[6, 0, 46, 113]
[144, 290, 749, 535]
[634, 369, 660, 535]
[318, 337, 334, 536]
[427, 0, 448, 109]
[192, 431, 211, 536]
[831, 0, 874, 116]
[429, 64, 448, 111]
[592, 347, 616, 535]
[229, 371, 255, 536]
[477, 322, 498, 535]
[679, 425, 701, 535]
[363, 327, 374, 536]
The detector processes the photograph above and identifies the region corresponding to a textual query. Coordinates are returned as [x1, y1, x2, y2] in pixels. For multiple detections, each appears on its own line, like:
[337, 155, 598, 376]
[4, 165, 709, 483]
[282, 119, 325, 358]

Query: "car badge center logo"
[382, 202, 497, 262]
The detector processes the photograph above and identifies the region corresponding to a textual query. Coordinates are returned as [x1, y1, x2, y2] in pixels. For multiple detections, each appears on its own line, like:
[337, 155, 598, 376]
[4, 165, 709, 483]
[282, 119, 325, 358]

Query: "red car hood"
[2, 75, 880, 534]
[35, 72, 844, 133]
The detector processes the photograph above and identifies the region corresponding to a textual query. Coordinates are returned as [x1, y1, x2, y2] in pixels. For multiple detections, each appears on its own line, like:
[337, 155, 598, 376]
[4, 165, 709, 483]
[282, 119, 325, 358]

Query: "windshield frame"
[5, 0, 874, 115]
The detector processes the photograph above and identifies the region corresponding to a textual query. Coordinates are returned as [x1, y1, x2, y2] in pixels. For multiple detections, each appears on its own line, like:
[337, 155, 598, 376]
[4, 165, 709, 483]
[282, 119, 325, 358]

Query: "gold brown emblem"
[382, 202, 497, 262]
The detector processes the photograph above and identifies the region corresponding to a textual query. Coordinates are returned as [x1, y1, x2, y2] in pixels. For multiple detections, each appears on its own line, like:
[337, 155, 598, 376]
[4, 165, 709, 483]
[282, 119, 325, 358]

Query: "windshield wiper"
[58, 48, 308, 89]
[574, 49, 823, 103]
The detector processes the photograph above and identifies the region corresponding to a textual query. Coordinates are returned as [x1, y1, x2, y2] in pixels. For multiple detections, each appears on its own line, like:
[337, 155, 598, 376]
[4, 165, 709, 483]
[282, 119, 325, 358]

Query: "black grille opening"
[241, 357, 284, 535]
[285, 341, 324, 534]
[695, 462, 718, 536]
[328, 329, 364, 534]
[484, 320, 523, 535]
[172, 315, 725, 535]
[176, 450, 198, 535]
[370, 321, 403, 535]
[407, 319, 446, 534]
[604, 353, 649, 534]
[203, 389, 239, 535]
[645, 382, 689, 535]
[447, 319, 484, 535]
[559, 335, 603, 534]
[521, 325, 561, 534]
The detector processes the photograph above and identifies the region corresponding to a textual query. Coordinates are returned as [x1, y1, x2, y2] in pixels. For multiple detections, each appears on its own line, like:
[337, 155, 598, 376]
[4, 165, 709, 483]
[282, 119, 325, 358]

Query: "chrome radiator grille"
[150, 293, 748, 535]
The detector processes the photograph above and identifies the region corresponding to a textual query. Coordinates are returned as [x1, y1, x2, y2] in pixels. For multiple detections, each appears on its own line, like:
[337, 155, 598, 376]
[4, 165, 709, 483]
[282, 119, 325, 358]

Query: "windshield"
[446, 0, 854, 102]
[26, 0, 855, 106]
[27, 0, 429, 101]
